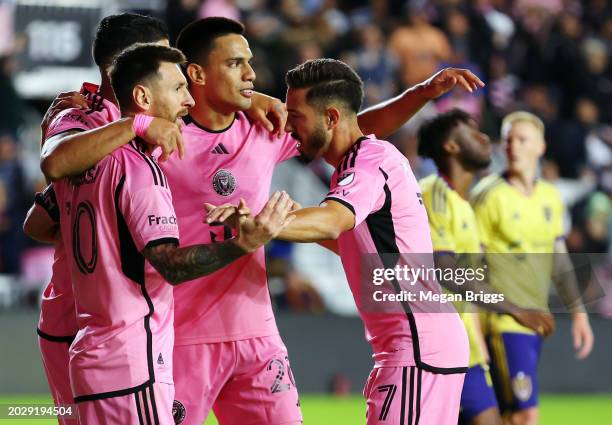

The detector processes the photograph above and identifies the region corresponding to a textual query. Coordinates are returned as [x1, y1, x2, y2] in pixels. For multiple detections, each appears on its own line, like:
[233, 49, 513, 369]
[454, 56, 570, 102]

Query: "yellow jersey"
[420, 174, 486, 366]
[470, 173, 565, 333]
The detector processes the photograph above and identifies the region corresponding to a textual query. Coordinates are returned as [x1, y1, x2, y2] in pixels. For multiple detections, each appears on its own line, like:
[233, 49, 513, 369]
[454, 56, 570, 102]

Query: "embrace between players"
[23, 12, 592, 425]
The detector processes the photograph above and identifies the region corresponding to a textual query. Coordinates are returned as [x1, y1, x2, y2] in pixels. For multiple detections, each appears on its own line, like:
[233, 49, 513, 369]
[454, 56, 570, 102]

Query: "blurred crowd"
[0, 0, 611, 315]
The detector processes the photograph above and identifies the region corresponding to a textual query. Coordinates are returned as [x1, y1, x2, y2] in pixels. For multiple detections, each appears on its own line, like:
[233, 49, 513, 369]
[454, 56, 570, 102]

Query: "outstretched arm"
[145, 191, 295, 285]
[143, 239, 247, 285]
[357, 68, 485, 138]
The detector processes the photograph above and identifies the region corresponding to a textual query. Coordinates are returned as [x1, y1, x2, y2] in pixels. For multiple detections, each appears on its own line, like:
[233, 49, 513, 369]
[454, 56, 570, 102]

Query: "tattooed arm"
[144, 191, 295, 285]
[143, 239, 247, 285]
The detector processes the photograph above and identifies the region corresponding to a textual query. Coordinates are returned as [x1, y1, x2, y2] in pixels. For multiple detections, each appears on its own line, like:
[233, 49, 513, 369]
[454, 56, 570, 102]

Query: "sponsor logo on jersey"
[337, 172, 355, 187]
[212, 169, 236, 196]
[148, 215, 177, 226]
[157, 353, 164, 365]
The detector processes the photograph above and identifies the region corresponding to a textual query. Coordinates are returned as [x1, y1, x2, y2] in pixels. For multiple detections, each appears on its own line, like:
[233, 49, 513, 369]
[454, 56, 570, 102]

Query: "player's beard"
[460, 144, 491, 171]
[299, 125, 329, 164]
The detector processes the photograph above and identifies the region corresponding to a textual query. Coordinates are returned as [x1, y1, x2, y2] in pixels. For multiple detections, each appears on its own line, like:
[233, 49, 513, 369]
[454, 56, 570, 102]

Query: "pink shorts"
[38, 335, 77, 425]
[364, 366, 465, 425]
[173, 334, 302, 425]
[76, 382, 174, 425]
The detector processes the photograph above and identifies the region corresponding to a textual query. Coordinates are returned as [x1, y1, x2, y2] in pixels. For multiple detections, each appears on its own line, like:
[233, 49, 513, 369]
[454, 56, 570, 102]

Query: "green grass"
[0, 394, 610, 424]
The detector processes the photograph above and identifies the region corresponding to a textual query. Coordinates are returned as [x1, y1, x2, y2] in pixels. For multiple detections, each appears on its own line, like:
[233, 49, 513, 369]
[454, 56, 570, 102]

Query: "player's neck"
[188, 97, 236, 131]
[507, 169, 537, 195]
[443, 161, 474, 200]
[326, 121, 364, 167]
[98, 73, 118, 107]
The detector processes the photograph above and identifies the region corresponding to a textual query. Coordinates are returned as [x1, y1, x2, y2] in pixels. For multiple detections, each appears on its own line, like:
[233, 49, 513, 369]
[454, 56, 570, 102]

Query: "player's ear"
[186, 63, 205, 86]
[443, 139, 459, 155]
[133, 85, 152, 111]
[326, 107, 340, 130]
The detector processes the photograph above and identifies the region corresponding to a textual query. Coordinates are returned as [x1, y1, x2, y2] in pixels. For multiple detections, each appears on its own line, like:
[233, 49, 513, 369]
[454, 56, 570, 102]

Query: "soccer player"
[39, 16, 483, 425]
[470, 111, 595, 425]
[215, 58, 472, 425]
[417, 109, 551, 425]
[53, 43, 292, 424]
[23, 13, 175, 424]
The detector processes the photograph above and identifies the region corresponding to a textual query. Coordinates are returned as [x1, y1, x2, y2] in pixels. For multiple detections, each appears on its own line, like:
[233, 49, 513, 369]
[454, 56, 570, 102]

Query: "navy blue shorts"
[459, 364, 498, 424]
[487, 332, 542, 413]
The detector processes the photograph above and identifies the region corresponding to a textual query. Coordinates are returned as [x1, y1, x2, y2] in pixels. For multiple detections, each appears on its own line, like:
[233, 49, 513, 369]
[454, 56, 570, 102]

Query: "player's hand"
[512, 309, 556, 337]
[41, 91, 88, 142]
[204, 198, 251, 229]
[419, 68, 485, 100]
[235, 191, 295, 252]
[245, 92, 288, 138]
[571, 312, 594, 360]
[140, 118, 185, 162]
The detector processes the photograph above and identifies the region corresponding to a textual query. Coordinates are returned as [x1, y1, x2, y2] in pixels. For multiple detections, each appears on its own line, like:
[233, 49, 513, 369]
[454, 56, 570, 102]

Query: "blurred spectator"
[0, 132, 28, 274]
[388, 3, 451, 88]
[342, 24, 397, 106]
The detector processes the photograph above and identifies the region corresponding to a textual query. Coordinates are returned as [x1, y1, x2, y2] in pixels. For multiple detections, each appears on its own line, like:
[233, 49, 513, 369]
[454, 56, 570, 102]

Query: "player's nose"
[184, 92, 195, 108]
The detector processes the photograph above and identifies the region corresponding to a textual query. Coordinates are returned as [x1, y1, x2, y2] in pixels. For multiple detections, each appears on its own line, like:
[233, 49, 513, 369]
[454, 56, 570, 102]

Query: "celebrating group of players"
[21, 11, 593, 425]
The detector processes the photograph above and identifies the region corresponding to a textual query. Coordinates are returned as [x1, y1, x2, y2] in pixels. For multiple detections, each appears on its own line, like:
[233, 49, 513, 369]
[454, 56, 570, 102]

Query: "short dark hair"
[93, 13, 168, 69]
[285, 59, 364, 113]
[417, 108, 472, 164]
[176, 17, 245, 65]
[110, 44, 186, 112]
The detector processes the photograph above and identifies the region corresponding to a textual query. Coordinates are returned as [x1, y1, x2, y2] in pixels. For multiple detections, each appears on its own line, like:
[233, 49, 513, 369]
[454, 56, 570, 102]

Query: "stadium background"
[0, 0, 610, 423]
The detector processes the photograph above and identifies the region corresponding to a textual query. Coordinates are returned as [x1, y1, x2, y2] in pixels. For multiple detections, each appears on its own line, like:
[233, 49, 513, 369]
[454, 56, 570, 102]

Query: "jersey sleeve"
[45, 108, 91, 140]
[472, 191, 499, 251]
[323, 143, 386, 227]
[550, 188, 566, 239]
[422, 186, 456, 253]
[118, 154, 179, 251]
[34, 184, 60, 223]
[276, 133, 300, 163]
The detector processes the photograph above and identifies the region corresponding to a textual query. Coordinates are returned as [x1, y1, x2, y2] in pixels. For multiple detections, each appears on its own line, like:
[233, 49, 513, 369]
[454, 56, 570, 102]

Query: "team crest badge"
[512, 371, 533, 402]
[212, 169, 236, 196]
[172, 400, 186, 424]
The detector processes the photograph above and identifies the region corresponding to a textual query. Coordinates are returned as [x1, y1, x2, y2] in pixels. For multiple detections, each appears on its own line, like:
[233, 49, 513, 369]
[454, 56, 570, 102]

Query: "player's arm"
[23, 203, 58, 244]
[356, 68, 485, 138]
[23, 185, 61, 244]
[143, 239, 248, 285]
[433, 252, 555, 336]
[552, 238, 594, 359]
[41, 116, 183, 181]
[144, 191, 294, 285]
[273, 200, 355, 242]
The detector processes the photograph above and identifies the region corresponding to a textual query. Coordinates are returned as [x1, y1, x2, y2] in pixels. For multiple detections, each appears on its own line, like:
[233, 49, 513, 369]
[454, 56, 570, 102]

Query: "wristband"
[132, 114, 154, 138]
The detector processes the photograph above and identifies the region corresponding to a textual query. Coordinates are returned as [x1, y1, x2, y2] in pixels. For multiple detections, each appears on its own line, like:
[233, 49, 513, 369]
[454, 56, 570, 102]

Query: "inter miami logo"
[172, 400, 186, 424]
[212, 169, 236, 196]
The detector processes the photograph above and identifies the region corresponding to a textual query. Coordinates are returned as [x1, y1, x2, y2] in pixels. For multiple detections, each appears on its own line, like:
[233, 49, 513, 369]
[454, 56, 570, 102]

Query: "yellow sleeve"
[422, 184, 456, 252]
[551, 189, 566, 239]
[472, 191, 499, 251]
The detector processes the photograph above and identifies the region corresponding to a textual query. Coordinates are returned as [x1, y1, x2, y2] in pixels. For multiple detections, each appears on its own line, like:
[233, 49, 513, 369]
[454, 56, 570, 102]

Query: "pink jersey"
[160, 112, 298, 344]
[55, 139, 179, 401]
[324, 136, 469, 372]
[37, 83, 120, 340]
